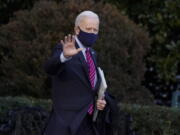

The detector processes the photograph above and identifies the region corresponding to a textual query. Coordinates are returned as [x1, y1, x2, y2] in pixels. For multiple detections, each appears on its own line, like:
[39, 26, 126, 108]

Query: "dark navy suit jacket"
[43, 42, 102, 135]
[43, 42, 119, 135]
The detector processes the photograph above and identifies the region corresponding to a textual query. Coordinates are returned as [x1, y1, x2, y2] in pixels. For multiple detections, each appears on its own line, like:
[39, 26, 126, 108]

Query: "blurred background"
[0, 0, 179, 135]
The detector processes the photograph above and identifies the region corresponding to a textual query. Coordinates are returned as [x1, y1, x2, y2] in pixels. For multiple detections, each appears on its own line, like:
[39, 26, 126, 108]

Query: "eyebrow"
[85, 26, 98, 29]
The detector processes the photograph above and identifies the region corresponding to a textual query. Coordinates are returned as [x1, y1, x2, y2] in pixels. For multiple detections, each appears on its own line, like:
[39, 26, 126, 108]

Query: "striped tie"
[85, 48, 96, 115]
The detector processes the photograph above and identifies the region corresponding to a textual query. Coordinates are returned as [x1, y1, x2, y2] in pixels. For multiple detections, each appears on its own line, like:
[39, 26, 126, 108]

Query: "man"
[43, 11, 117, 135]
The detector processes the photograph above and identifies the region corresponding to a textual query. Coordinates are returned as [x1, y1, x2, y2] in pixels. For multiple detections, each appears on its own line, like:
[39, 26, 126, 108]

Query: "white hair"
[75, 10, 99, 27]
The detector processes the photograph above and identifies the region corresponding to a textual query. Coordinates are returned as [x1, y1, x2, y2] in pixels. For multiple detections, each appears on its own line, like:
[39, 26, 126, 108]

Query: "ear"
[74, 26, 80, 35]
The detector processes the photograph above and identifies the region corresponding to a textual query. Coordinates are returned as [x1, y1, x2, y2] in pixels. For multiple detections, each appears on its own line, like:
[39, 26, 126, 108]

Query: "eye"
[86, 28, 92, 31]
[93, 28, 98, 33]
[94, 29, 98, 32]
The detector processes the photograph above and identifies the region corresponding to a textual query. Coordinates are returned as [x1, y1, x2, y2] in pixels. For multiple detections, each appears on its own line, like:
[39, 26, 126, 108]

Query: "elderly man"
[43, 11, 116, 135]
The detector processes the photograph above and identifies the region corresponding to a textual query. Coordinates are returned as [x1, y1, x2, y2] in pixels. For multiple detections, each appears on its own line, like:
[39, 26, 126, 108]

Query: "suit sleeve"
[44, 44, 65, 75]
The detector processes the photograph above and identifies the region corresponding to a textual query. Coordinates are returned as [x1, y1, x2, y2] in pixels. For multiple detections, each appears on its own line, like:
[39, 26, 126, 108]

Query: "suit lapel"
[75, 42, 91, 89]
[75, 42, 100, 91]
[78, 51, 91, 86]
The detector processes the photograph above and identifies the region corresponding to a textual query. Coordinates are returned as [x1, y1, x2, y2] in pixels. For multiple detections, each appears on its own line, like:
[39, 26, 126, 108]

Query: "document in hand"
[93, 67, 107, 122]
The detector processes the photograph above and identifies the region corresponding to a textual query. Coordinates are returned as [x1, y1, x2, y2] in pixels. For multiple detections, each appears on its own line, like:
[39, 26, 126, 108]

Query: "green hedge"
[0, 96, 51, 135]
[0, 96, 180, 135]
[121, 104, 180, 135]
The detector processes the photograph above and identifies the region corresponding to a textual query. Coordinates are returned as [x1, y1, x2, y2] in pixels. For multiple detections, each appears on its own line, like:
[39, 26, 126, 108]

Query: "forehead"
[79, 16, 99, 28]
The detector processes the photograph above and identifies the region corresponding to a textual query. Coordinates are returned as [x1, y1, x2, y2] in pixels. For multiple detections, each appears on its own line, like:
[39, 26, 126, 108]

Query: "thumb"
[102, 93, 105, 100]
[77, 48, 83, 53]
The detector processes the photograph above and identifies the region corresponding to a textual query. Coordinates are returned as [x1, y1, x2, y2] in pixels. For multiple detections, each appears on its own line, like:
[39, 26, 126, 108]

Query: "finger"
[97, 99, 104, 103]
[97, 102, 105, 107]
[99, 105, 105, 110]
[98, 101, 106, 106]
[77, 48, 83, 53]
[102, 100, 106, 105]
[97, 103, 102, 108]
[99, 99, 106, 104]
[64, 36, 68, 43]
[97, 103, 105, 108]
[98, 103, 105, 107]
[97, 100, 101, 105]
[98, 107, 103, 110]
[68, 34, 71, 42]
[97, 106, 102, 110]
[72, 35, 75, 43]
[61, 40, 65, 46]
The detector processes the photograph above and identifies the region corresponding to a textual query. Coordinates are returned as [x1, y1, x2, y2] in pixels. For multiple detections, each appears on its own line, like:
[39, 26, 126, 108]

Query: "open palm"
[61, 34, 83, 58]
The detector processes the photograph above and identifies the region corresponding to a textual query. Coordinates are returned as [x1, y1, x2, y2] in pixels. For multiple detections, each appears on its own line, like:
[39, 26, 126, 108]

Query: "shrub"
[121, 103, 180, 135]
[108, 0, 180, 81]
[0, 96, 180, 135]
[0, 96, 51, 135]
[0, 0, 153, 104]
[0, 0, 38, 25]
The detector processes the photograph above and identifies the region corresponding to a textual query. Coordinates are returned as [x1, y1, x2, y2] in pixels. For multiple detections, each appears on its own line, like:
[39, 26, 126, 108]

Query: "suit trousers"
[75, 113, 99, 135]
[43, 113, 99, 135]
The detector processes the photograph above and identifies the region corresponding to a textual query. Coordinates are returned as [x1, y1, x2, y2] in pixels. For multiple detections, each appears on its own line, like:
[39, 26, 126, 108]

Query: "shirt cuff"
[60, 52, 72, 63]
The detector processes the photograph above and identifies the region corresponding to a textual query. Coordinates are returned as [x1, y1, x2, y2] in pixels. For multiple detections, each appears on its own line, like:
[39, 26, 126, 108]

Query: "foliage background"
[108, 0, 180, 81]
[0, 0, 154, 104]
[0, 0, 179, 135]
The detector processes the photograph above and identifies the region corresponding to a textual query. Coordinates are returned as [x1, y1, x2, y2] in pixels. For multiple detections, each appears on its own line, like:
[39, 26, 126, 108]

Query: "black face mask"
[77, 27, 98, 47]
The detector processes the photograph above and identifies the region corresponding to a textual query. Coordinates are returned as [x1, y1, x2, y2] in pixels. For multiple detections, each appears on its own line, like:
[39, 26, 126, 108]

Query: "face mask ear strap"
[78, 26, 87, 33]
[76, 26, 82, 35]
[78, 26, 82, 31]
